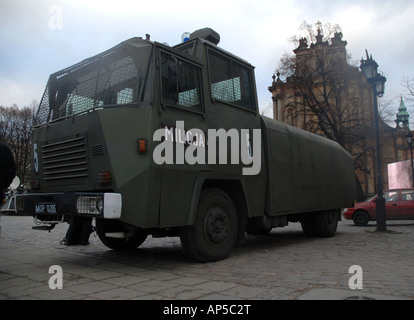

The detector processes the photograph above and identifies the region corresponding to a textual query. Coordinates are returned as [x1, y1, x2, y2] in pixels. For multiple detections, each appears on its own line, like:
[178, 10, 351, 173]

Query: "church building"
[268, 31, 412, 200]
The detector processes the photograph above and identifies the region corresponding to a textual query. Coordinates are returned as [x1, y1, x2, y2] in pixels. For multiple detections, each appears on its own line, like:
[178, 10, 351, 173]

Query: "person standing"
[0, 142, 17, 204]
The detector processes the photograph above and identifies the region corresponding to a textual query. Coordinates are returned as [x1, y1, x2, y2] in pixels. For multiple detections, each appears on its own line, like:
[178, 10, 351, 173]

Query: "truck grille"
[41, 135, 89, 186]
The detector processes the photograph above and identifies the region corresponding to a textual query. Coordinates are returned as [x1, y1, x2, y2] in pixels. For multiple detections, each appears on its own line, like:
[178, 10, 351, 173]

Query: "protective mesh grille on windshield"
[35, 43, 140, 125]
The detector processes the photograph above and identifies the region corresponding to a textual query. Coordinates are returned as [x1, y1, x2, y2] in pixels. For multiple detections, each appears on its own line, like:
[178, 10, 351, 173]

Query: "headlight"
[77, 196, 104, 215]
[96, 197, 103, 213]
[75, 193, 121, 218]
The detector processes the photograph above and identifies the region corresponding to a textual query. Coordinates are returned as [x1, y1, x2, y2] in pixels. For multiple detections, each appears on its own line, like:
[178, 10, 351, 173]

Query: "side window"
[384, 190, 399, 202]
[160, 50, 204, 112]
[401, 190, 414, 201]
[208, 48, 256, 111]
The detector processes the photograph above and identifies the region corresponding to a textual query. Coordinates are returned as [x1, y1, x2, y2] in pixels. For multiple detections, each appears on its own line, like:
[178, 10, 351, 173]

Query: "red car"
[343, 188, 414, 226]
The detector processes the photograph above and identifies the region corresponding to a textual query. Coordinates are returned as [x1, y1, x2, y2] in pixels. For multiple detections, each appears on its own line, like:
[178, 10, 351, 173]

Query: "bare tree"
[402, 76, 414, 99]
[0, 103, 37, 188]
[288, 21, 342, 47]
[275, 21, 376, 200]
[401, 76, 414, 127]
[260, 102, 273, 117]
[279, 24, 372, 142]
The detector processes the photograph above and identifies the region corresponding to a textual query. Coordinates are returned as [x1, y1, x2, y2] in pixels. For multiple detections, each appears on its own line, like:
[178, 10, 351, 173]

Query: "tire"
[301, 214, 317, 237]
[314, 210, 339, 237]
[246, 227, 273, 235]
[180, 188, 238, 262]
[301, 210, 339, 237]
[95, 219, 147, 251]
[353, 211, 369, 226]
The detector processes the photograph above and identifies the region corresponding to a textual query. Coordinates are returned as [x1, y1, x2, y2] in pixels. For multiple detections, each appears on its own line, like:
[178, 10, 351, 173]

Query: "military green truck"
[16, 28, 355, 262]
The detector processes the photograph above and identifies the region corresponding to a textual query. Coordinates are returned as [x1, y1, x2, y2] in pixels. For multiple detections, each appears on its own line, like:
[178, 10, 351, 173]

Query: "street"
[0, 215, 413, 300]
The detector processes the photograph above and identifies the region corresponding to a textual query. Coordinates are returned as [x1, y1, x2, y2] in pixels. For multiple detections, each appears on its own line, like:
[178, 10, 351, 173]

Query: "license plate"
[35, 203, 57, 214]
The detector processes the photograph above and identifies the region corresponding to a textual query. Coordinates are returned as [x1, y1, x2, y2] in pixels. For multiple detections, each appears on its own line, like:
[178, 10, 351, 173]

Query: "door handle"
[392, 204, 398, 206]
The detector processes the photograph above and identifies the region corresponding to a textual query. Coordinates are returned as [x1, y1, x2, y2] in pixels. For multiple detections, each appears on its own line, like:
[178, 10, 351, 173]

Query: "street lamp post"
[360, 50, 387, 232]
[406, 131, 414, 188]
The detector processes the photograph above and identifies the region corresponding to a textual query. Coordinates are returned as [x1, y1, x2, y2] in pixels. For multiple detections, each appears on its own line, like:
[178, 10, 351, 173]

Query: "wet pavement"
[0, 215, 413, 300]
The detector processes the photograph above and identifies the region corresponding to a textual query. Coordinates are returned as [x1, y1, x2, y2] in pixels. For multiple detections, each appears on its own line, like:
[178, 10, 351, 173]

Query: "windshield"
[367, 190, 400, 202]
[35, 38, 151, 126]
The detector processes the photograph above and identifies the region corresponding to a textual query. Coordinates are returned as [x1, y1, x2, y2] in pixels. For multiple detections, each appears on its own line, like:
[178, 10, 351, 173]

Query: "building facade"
[269, 31, 412, 200]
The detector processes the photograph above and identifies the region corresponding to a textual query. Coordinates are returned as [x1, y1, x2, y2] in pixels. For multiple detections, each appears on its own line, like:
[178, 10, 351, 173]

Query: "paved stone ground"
[0, 215, 413, 300]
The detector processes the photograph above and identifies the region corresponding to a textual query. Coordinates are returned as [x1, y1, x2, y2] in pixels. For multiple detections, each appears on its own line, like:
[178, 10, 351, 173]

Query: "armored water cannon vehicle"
[16, 28, 355, 262]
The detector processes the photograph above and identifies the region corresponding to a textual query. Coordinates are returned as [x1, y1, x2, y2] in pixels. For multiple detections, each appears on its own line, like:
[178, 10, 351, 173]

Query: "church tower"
[395, 97, 410, 129]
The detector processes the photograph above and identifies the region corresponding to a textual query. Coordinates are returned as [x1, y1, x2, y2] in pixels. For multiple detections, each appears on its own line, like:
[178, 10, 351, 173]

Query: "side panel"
[262, 116, 355, 215]
[261, 118, 293, 214]
[159, 168, 200, 228]
[98, 106, 159, 228]
[290, 126, 323, 211]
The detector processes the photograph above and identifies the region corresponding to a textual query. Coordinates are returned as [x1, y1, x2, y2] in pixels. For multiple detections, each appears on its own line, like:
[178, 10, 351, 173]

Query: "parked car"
[343, 188, 414, 226]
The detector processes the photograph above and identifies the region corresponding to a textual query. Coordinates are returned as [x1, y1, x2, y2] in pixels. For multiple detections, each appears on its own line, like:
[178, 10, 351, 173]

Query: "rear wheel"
[301, 214, 317, 237]
[301, 210, 339, 237]
[180, 188, 238, 262]
[314, 210, 339, 237]
[95, 219, 147, 250]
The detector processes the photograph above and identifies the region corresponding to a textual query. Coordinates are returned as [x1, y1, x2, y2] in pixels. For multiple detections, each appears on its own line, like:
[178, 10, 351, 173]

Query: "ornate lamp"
[360, 49, 387, 232]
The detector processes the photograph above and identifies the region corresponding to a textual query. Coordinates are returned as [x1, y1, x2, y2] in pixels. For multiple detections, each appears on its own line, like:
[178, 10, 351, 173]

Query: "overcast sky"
[1, 0, 414, 119]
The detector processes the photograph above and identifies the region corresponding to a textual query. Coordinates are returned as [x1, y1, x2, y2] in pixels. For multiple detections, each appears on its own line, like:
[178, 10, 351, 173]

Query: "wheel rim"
[355, 213, 366, 225]
[204, 206, 230, 245]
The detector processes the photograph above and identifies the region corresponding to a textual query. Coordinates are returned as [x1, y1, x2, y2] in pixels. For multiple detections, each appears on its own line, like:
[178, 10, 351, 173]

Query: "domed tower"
[395, 97, 410, 129]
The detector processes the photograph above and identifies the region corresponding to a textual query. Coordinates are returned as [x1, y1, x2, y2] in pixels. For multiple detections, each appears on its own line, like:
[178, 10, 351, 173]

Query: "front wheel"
[180, 188, 238, 262]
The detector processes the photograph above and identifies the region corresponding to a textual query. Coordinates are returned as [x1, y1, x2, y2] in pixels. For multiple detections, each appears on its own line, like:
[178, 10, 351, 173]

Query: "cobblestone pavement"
[0, 215, 413, 300]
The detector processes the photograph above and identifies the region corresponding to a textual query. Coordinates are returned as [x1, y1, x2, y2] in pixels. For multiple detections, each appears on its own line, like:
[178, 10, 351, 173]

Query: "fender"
[186, 171, 252, 226]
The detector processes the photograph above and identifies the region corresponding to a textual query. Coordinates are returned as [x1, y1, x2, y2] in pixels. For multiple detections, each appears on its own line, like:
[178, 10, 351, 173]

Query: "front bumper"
[16, 192, 122, 219]
[342, 208, 355, 220]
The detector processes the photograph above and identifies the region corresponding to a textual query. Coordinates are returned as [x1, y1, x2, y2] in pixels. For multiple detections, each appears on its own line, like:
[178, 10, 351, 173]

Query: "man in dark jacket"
[0, 142, 17, 204]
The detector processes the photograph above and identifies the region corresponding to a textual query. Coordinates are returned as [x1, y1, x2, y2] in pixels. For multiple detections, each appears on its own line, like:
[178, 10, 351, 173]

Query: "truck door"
[156, 45, 208, 228]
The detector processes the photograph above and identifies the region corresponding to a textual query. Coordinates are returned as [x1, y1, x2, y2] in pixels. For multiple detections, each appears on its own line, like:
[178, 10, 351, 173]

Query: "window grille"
[175, 40, 196, 56]
[208, 49, 256, 111]
[160, 51, 203, 112]
[35, 43, 140, 126]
